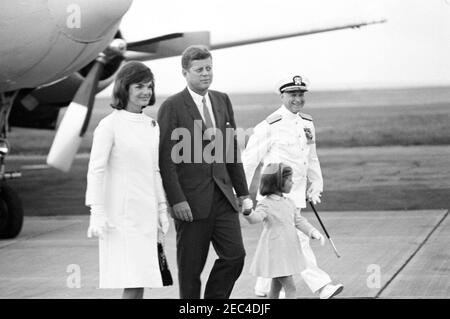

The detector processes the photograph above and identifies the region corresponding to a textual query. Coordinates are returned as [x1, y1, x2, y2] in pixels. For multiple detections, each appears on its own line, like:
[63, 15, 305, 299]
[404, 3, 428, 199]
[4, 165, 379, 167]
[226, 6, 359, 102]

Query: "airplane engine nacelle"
[0, 0, 131, 93]
[8, 56, 124, 130]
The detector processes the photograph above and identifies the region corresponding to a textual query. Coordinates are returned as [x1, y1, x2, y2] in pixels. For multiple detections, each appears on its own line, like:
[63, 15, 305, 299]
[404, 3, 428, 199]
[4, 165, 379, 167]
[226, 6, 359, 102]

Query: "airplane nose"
[47, 0, 133, 42]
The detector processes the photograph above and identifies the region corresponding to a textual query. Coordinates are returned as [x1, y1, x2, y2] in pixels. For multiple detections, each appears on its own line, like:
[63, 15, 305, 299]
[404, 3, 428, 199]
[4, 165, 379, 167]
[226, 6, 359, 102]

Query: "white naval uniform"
[242, 104, 331, 293]
[85, 110, 167, 288]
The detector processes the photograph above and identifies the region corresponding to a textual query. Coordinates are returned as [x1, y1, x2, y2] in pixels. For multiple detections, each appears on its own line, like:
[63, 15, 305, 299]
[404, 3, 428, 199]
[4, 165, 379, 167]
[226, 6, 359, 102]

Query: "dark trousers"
[174, 185, 246, 299]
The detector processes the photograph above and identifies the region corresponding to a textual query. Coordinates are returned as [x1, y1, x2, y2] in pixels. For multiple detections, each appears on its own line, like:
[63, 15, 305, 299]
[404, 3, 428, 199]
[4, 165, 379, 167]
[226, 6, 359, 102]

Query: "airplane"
[0, 0, 385, 238]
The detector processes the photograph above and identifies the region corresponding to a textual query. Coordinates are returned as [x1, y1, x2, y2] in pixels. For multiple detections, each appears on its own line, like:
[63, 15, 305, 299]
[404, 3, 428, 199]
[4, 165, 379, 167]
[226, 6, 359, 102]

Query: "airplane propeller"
[46, 54, 106, 172]
[46, 35, 128, 172]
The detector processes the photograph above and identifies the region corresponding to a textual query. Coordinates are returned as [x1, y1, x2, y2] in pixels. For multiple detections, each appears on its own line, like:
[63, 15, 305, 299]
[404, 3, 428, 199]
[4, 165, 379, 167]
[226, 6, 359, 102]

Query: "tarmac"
[1, 209, 449, 299]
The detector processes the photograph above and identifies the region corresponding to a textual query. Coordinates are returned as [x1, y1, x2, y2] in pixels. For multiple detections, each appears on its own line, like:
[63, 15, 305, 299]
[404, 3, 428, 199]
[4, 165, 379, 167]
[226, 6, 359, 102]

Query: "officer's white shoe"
[319, 283, 344, 299]
[254, 290, 286, 298]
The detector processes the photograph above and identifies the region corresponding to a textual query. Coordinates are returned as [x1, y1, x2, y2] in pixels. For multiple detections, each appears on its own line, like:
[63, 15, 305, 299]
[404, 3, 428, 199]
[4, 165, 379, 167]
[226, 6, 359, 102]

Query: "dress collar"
[268, 194, 284, 201]
[115, 109, 146, 122]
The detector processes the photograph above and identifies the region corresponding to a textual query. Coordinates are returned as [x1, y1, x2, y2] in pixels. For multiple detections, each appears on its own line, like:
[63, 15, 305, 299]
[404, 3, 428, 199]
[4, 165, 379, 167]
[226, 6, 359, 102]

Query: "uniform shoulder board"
[265, 114, 282, 125]
[151, 120, 156, 127]
[299, 112, 313, 121]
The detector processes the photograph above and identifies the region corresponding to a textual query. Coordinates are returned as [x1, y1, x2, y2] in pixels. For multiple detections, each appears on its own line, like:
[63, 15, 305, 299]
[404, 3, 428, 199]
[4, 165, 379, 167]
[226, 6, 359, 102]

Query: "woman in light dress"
[85, 61, 170, 299]
[243, 163, 325, 299]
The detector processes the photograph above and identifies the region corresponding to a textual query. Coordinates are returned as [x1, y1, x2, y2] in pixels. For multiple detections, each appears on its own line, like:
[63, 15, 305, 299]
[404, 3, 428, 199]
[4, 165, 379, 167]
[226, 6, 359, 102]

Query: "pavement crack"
[375, 209, 450, 298]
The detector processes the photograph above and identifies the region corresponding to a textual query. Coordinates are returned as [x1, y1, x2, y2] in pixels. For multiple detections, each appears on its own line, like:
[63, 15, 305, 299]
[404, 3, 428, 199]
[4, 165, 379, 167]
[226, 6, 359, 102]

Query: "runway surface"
[1, 146, 449, 298]
[0, 209, 448, 299]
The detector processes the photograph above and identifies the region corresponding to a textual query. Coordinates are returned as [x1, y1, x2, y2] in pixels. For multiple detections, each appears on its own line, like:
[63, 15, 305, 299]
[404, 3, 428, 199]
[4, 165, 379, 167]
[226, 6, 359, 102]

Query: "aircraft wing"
[210, 19, 386, 50]
[124, 31, 210, 61]
[123, 19, 386, 61]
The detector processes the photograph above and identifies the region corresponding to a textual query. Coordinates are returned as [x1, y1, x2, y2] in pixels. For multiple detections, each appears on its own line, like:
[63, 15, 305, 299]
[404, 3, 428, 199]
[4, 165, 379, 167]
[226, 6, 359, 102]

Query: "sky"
[101, 0, 450, 95]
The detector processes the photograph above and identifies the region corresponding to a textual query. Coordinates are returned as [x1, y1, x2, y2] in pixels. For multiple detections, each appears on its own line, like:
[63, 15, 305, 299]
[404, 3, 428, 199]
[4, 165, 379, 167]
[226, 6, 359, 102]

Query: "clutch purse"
[157, 242, 173, 286]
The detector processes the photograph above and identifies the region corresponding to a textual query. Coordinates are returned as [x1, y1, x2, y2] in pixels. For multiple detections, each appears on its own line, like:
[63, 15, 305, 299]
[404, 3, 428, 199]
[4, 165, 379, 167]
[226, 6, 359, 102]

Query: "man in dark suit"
[157, 45, 249, 299]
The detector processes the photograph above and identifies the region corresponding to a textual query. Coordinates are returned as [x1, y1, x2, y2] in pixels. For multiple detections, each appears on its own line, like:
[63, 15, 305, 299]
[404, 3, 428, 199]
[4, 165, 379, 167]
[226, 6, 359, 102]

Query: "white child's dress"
[245, 194, 316, 278]
[85, 109, 167, 288]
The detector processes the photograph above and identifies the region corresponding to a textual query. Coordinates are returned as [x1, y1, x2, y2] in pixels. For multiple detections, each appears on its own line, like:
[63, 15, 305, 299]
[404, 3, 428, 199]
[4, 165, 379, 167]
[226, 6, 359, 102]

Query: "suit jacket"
[157, 87, 249, 220]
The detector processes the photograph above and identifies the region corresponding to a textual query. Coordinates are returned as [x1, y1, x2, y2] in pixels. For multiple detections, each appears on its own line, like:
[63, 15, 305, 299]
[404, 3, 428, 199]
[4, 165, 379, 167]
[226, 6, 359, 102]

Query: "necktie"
[202, 97, 214, 130]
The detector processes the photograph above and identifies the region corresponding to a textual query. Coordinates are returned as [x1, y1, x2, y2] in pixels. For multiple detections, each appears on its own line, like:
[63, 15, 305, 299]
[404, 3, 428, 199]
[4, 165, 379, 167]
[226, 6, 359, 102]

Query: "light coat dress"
[245, 194, 316, 278]
[85, 109, 167, 288]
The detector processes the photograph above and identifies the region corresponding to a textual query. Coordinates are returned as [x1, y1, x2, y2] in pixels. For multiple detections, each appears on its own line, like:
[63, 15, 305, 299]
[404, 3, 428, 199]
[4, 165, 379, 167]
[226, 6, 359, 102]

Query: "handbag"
[157, 242, 173, 286]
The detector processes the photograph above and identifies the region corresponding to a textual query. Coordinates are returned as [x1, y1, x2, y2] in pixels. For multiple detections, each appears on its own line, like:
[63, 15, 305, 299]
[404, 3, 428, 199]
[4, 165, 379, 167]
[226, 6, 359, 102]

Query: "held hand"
[172, 201, 193, 222]
[87, 205, 107, 239]
[311, 229, 325, 246]
[241, 198, 253, 216]
[237, 195, 250, 210]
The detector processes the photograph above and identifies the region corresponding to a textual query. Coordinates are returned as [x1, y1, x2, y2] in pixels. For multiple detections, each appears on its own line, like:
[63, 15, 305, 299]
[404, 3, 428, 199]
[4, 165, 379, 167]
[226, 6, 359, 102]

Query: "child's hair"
[259, 163, 293, 196]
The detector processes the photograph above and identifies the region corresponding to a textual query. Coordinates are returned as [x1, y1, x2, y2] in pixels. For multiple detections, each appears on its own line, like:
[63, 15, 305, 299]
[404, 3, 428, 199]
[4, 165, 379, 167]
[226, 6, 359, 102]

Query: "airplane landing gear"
[0, 183, 23, 239]
[0, 92, 23, 238]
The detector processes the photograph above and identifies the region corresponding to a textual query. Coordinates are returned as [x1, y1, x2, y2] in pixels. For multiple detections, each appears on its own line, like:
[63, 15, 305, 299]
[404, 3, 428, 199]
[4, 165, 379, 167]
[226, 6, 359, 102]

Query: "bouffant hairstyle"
[259, 163, 293, 196]
[111, 61, 155, 110]
[181, 45, 212, 70]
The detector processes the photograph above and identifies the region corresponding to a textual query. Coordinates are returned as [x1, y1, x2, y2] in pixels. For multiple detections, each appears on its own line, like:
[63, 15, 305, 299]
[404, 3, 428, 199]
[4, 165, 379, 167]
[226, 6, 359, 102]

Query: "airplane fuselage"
[0, 0, 132, 92]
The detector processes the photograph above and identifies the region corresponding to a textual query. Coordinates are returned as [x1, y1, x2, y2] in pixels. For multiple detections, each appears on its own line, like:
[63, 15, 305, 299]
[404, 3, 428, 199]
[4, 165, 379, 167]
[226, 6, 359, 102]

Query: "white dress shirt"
[187, 86, 216, 129]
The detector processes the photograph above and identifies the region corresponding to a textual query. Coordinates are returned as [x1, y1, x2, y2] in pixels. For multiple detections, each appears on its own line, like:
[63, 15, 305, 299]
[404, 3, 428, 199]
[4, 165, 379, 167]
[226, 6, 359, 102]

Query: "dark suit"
[157, 88, 249, 299]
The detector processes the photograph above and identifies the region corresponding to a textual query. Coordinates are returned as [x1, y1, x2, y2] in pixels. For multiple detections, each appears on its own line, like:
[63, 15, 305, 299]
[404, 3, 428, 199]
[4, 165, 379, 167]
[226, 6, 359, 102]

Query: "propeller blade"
[46, 56, 105, 172]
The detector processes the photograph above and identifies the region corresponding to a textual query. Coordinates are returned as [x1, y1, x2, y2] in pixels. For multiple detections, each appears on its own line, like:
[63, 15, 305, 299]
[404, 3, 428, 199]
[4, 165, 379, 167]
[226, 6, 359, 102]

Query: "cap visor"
[282, 86, 308, 92]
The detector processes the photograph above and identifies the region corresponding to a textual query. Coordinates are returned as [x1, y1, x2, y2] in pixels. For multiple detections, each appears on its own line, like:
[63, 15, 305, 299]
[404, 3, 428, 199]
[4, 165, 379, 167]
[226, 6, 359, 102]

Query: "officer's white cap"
[277, 75, 309, 93]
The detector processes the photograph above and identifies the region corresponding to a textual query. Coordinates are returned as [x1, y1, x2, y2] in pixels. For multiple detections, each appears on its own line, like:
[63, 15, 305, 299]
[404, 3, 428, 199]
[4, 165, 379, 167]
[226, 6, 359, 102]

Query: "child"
[242, 163, 325, 299]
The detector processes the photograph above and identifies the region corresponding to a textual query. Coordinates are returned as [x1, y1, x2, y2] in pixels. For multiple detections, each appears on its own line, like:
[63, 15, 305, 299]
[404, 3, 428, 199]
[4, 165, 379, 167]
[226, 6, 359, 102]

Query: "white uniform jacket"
[242, 105, 323, 208]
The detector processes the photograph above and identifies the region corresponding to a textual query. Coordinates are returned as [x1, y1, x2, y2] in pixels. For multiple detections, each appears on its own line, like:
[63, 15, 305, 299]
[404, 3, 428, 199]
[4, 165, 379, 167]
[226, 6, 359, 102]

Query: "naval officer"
[242, 75, 344, 299]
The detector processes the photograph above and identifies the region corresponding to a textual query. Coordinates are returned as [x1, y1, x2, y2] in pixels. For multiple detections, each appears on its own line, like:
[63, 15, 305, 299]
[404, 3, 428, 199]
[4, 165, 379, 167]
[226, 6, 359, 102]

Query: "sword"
[309, 200, 341, 258]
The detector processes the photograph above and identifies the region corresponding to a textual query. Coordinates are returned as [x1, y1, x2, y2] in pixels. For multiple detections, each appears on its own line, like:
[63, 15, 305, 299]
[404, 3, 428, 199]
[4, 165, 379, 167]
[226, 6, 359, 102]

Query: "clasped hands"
[241, 197, 254, 216]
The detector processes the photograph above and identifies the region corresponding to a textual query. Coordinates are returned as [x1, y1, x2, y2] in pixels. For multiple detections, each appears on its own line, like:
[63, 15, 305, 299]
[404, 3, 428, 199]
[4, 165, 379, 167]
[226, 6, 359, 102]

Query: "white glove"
[307, 186, 322, 205]
[157, 202, 170, 245]
[242, 198, 253, 215]
[158, 210, 170, 235]
[311, 229, 325, 246]
[310, 193, 321, 205]
[87, 205, 107, 239]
